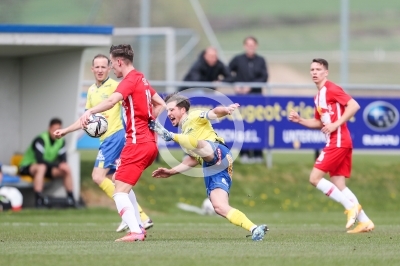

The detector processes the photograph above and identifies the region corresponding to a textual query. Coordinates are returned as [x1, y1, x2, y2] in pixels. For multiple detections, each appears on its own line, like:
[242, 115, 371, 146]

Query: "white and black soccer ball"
[201, 198, 216, 215]
[0, 186, 23, 211]
[84, 113, 108, 138]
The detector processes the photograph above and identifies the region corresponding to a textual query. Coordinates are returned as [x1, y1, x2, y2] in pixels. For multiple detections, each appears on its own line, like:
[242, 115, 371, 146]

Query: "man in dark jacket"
[229, 36, 268, 94]
[179, 47, 231, 92]
[229, 36, 268, 163]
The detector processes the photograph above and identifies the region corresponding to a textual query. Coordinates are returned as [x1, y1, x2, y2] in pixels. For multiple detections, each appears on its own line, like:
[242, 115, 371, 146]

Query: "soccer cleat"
[143, 218, 154, 230]
[347, 220, 375, 234]
[251, 224, 269, 241]
[116, 220, 129, 232]
[115, 232, 145, 242]
[149, 120, 173, 141]
[344, 204, 362, 229]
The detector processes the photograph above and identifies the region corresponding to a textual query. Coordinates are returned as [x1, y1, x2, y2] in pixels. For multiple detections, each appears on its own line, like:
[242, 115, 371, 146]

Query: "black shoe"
[35, 195, 50, 209]
[66, 197, 76, 208]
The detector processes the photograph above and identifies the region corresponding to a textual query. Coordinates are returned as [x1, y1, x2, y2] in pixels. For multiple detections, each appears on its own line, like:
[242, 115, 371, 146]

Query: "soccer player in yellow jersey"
[151, 93, 268, 241]
[54, 54, 153, 231]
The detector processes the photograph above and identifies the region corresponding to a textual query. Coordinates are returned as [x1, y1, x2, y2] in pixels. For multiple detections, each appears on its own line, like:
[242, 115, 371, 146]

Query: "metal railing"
[82, 80, 400, 94]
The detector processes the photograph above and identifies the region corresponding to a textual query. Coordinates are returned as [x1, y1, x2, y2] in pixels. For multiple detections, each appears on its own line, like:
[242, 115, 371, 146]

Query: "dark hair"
[49, 118, 62, 127]
[92, 54, 110, 66]
[110, 44, 134, 64]
[312, 58, 329, 70]
[164, 93, 191, 112]
[243, 36, 258, 45]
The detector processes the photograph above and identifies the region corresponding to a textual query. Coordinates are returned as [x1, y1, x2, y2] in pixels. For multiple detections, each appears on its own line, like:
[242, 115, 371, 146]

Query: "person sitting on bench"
[19, 118, 75, 208]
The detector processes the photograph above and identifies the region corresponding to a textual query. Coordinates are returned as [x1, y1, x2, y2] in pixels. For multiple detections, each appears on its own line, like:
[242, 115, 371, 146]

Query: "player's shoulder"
[188, 109, 206, 119]
[325, 80, 343, 91]
[106, 78, 120, 87]
[87, 84, 97, 94]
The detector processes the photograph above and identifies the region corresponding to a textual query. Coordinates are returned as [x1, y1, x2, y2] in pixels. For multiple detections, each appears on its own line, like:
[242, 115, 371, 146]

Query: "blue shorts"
[202, 141, 233, 196]
[94, 129, 125, 172]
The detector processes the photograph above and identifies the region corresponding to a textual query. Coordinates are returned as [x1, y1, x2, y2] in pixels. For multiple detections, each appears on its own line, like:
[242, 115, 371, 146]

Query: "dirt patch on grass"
[81, 188, 116, 209]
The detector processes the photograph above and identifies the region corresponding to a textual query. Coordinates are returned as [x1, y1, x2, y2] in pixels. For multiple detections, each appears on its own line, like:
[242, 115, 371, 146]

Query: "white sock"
[113, 192, 142, 233]
[128, 190, 144, 227]
[316, 179, 354, 210]
[341, 187, 370, 222]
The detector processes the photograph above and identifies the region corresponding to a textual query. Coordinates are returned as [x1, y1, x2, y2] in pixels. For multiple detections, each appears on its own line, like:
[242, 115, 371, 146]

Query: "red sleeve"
[314, 107, 320, 120]
[115, 79, 134, 100]
[149, 86, 156, 96]
[330, 84, 352, 106]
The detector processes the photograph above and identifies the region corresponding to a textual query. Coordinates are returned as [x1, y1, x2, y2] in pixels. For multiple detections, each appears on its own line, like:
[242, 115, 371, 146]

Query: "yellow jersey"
[85, 78, 124, 142]
[181, 110, 225, 163]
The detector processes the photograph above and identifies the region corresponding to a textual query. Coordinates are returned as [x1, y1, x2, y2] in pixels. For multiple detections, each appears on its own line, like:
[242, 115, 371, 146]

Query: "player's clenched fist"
[53, 129, 66, 139]
[226, 103, 240, 115]
[288, 109, 300, 123]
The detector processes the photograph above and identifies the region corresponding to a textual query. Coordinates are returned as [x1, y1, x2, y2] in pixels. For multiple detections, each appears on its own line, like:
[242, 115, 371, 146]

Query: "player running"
[150, 93, 268, 241]
[288, 58, 374, 233]
[80, 44, 165, 242]
[54, 54, 154, 232]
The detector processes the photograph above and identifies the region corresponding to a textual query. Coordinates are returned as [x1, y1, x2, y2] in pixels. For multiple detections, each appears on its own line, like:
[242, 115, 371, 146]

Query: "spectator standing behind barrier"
[19, 118, 75, 208]
[179, 47, 231, 92]
[229, 36, 268, 164]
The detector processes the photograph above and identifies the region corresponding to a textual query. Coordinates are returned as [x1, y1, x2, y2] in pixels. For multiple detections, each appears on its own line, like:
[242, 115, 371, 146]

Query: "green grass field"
[1, 209, 400, 266]
[1, 151, 399, 265]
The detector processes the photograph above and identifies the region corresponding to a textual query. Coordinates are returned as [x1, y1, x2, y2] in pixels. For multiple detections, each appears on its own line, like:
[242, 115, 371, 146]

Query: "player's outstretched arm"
[80, 92, 123, 128]
[54, 119, 81, 139]
[207, 103, 240, 120]
[152, 155, 198, 178]
[288, 109, 323, 129]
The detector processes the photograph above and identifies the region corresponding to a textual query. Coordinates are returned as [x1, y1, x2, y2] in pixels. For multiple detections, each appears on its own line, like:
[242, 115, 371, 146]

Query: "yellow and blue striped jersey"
[85, 78, 123, 142]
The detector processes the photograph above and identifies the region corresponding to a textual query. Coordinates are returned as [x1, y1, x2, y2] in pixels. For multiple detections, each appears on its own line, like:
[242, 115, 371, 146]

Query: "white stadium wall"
[0, 59, 21, 163]
[20, 50, 83, 150]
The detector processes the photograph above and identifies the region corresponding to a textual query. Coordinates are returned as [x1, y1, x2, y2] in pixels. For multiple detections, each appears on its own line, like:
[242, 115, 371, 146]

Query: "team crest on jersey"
[142, 78, 149, 86]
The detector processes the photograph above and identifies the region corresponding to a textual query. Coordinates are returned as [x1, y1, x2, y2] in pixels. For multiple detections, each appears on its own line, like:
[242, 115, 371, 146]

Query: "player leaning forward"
[79, 44, 165, 242]
[151, 93, 268, 241]
[54, 54, 154, 232]
[289, 58, 374, 233]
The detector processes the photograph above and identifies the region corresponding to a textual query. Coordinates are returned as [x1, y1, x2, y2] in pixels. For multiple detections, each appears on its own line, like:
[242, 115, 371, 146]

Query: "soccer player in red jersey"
[80, 44, 165, 242]
[289, 58, 374, 233]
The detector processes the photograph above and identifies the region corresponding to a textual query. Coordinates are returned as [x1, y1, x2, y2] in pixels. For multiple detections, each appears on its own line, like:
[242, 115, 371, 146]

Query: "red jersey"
[115, 70, 156, 144]
[314, 80, 353, 148]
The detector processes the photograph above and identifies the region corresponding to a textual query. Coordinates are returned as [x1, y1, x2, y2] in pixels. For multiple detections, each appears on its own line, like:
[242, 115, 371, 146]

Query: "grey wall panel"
[20, 50, 83, 151]
[0, 59, 21, 163]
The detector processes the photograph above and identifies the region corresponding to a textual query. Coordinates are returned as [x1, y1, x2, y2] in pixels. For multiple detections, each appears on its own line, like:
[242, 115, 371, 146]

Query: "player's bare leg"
[30, 164, 48, 208]
[52, 164, 75, 207]
[330, 176, 374, 233]
[310, 168, 360, 228]
[31, 164, 46, 194]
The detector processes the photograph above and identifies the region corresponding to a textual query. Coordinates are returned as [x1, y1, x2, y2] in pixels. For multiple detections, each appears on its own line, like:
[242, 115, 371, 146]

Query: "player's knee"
[309, 174, 321, 186]
[92, 172, 105, 185]
[211, 202, 228, 216]
[35, 164, 47, 173]
[59, 163, 71, 175]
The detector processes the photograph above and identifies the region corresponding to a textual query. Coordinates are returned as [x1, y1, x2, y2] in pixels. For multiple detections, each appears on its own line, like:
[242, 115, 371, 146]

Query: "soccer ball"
[201, 198, 216, 215]
[0, 186, 23, 211]
[84, 113, 108, 138]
